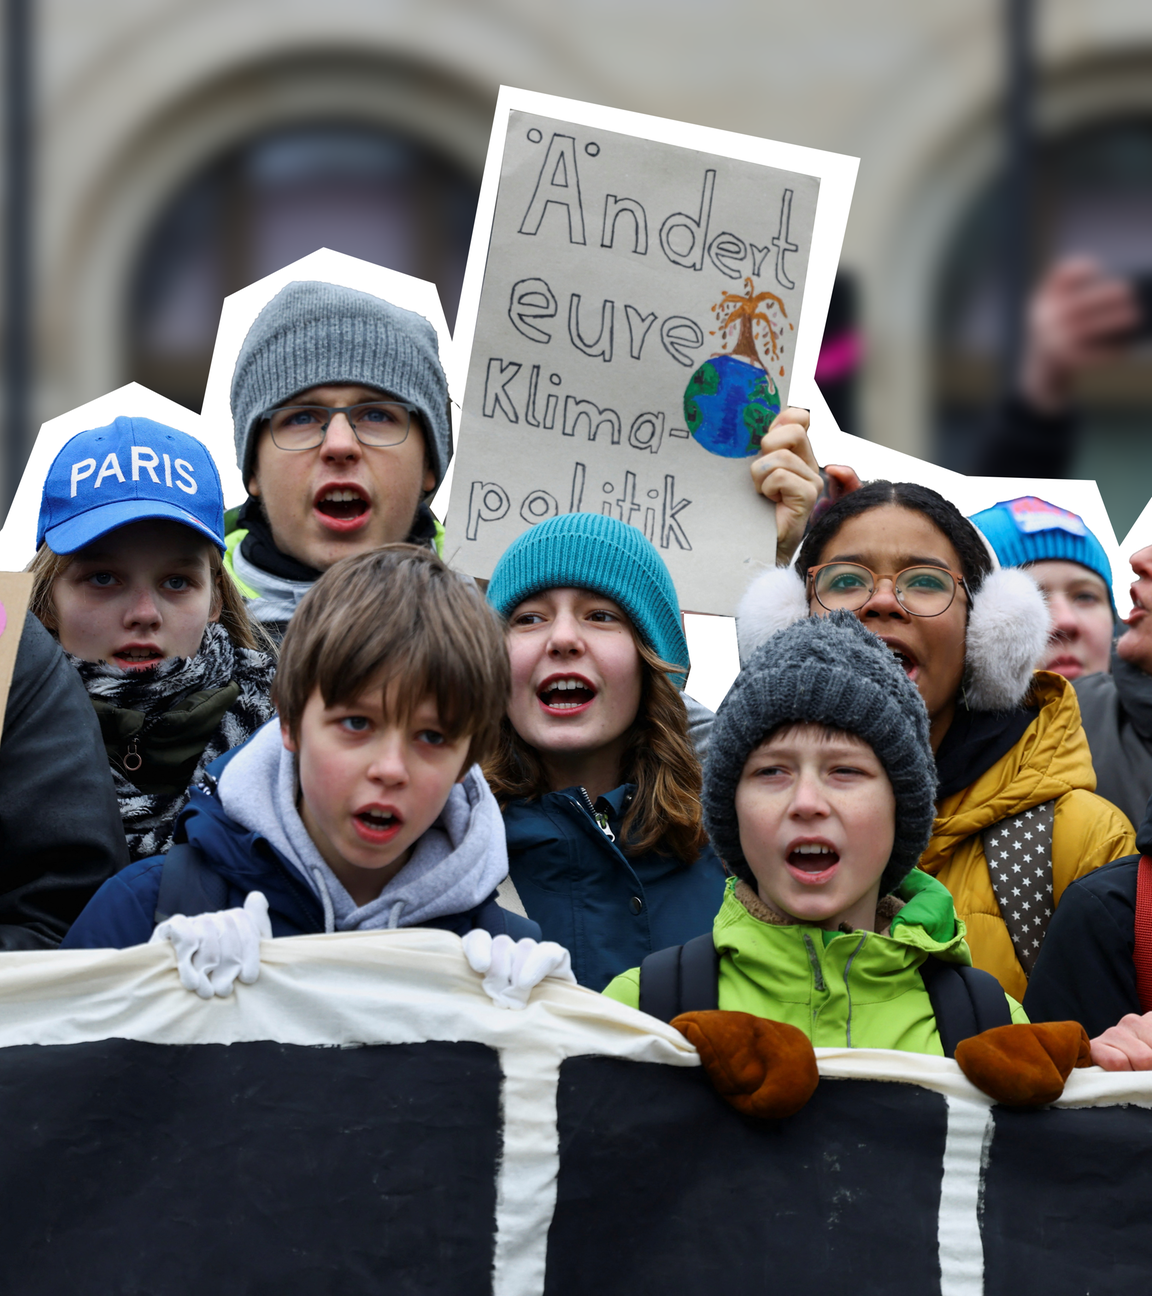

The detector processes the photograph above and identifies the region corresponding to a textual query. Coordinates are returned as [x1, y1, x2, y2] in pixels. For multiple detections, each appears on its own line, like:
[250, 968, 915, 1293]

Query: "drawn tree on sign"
[713, 277, 788, 368]
[684, 277, 789, 459]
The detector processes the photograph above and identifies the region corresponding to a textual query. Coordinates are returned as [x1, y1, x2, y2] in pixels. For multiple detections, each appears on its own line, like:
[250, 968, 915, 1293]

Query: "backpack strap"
[919, 956, 1013, 1058]
[153, 842, 230, 926]
[1134, 855, 1152, 1013]
[981, 799, 1056, 976]
[638, 932, 720, 1023]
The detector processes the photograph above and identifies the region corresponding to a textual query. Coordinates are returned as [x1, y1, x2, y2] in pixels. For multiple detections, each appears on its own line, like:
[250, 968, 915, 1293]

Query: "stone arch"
[41, 48, 496, 421]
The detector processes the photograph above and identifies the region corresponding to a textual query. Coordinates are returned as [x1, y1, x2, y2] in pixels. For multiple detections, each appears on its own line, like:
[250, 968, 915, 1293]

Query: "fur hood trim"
[735, 564, 1051, 711]
[962, 566, 1051, 711]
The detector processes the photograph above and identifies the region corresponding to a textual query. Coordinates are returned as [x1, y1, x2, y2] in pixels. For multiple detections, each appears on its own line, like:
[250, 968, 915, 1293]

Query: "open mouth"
[353, 807, 402, 842]
[538, 676, 597, 711]
[315, 486, 369, 522]
[112, 646, 164, 669]
[882, 644, 918, 680]
[787, 842, 840, 883]
[357, 809, 398, 829]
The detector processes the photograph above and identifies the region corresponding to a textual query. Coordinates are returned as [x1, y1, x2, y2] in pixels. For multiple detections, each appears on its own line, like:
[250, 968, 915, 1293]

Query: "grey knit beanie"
[230, 280, 451, 488]
[703, 611, 936, 896]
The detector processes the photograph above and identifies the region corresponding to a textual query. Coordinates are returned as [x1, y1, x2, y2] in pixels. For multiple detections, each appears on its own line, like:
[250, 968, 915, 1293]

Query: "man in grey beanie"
[224, 280, 453, 637]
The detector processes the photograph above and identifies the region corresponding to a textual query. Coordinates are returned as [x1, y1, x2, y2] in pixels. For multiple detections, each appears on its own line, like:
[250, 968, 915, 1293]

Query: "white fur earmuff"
[962, 566, 1052, 711]
[734, 562, 1052, 711]
[735, 566, 808, 664]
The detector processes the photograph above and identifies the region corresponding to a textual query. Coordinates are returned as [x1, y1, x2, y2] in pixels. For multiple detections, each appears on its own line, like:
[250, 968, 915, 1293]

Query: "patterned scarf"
[69, 623, 276, 862]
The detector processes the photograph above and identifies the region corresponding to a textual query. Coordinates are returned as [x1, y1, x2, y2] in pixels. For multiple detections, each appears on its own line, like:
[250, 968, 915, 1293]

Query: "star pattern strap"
[980, 800, 1056, 977]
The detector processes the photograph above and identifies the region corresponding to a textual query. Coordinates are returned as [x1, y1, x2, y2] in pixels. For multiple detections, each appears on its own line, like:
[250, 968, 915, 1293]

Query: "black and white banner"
[2, 931, 1150, 1294]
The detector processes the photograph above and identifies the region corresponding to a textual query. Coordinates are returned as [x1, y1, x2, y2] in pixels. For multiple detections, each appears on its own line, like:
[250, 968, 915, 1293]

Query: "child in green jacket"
[605, 613, 1090, 1115]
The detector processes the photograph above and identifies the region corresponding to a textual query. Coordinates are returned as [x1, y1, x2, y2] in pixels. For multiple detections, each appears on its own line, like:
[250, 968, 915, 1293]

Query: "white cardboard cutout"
[198, 249, 456, 514]
[683, 386, 1129, 710]
[1120, 501, 1152, 606]
[0, 383, 209, 571]
[446, 87, 859, 616]
[805, 386, 1125, 608]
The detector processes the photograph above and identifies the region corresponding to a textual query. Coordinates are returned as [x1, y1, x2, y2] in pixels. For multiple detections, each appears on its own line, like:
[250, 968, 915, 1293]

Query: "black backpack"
[638, 932, 1011, 1058]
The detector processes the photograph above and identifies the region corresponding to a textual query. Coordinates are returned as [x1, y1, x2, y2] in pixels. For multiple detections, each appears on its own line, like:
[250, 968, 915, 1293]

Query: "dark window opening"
[128, 124, 479, 413]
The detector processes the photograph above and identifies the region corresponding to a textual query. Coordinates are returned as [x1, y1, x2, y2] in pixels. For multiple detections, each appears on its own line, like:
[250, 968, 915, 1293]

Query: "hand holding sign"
[749, 407, 823, 566]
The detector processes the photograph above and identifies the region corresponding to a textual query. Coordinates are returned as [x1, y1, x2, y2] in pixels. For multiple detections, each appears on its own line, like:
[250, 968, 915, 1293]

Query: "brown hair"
[274, 544, 509, 767]
[27, 538, 271, 654]
[483, 634, 708, 866]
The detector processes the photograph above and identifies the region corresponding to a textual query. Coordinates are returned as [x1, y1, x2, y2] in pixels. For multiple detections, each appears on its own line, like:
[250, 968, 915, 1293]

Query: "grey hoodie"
[216, 719, 510, 932]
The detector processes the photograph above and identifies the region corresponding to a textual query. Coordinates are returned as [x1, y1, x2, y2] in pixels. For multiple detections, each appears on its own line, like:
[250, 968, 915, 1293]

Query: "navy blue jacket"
[63, 749, 539, 950]
[1023, 796, 1152, 1036]
[503, 784, 727, 991]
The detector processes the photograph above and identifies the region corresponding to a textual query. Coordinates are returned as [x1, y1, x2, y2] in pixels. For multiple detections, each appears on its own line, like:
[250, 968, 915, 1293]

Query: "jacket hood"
[922, 671, 1095, 870]
[177, 782, 324, 932]
[210, 719, 509, 932]
[736, 564, 1051, 711]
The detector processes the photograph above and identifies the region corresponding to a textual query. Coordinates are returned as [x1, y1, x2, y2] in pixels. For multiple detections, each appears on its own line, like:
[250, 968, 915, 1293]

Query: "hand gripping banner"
[2, 932, 1151, 1295]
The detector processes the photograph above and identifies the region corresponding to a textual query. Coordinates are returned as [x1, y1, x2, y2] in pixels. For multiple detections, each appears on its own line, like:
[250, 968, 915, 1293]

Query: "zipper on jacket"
[574, 786, 615, 842]
[841, 933, 868, 1049]
[801, 932, 826, 991]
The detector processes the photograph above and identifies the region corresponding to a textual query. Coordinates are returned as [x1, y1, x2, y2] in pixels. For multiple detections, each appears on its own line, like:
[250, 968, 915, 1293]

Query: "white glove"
[150, 892, 272, 1000]
[461, 930, 576, 1010]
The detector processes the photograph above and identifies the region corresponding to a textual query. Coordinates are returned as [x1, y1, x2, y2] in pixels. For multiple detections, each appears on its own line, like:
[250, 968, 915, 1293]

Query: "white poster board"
[445, 87, 858, 614]
[684, 386, 1129, 707]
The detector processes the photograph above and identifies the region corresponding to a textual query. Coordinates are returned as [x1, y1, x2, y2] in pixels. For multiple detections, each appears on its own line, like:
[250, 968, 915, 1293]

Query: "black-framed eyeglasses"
[807, 561, 970, 618]
[259, 401, 418, 451]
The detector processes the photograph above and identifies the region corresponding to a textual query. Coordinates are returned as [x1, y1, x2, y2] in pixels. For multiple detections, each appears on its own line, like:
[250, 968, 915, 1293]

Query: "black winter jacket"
[0, 615, 128, 947]
[1022, 801, 1152, 1036]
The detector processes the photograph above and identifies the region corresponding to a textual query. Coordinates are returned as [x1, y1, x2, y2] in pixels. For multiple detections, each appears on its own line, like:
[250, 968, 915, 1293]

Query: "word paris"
[447, 93, 853, 615]
[70, 445, 198, 496]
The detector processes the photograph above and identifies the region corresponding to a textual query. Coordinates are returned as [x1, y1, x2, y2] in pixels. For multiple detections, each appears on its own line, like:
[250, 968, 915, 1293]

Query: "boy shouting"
[606, 614, 1093, 1113]
[64, 547, 564, 1005]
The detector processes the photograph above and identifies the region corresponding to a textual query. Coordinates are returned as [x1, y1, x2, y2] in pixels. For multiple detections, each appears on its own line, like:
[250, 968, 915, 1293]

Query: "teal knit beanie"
[486, 514, 691, 685]
[969, 496, 1115, 613]
[230, 280, 451, 489]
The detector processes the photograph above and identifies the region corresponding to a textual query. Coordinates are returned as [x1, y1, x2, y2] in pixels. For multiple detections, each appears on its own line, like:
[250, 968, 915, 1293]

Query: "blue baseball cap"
[969, 496, 1116, 613]
[37, 416, 226, 555]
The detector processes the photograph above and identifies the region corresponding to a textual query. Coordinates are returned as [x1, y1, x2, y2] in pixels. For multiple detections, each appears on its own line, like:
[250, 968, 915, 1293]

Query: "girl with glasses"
[735, 479, 1134, 1002]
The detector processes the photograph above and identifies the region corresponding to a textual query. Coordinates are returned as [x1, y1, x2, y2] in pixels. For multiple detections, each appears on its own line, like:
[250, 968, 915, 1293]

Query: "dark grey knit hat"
[230, 280, 452, 488]
[703, 611, 936, 896]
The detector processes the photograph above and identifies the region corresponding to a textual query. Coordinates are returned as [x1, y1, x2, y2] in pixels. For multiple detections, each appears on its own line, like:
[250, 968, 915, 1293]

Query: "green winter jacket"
[603, 874, 1027, 1055]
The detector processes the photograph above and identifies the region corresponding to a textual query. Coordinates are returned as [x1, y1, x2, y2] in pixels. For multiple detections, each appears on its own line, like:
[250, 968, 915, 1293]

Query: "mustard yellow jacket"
[920, 670, 1134, 1002]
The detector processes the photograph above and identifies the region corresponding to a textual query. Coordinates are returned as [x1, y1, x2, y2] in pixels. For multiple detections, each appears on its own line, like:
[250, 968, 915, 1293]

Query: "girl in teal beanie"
[485, 513, 726, 991]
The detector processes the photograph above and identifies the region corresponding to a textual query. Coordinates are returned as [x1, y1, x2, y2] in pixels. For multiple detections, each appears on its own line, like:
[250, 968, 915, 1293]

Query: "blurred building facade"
[14, 0, 1152, 529]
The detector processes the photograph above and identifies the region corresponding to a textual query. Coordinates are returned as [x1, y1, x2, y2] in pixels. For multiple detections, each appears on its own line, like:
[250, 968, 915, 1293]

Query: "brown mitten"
[954, 1021, 1092, 1107]
[671, 1010, 819, 1119]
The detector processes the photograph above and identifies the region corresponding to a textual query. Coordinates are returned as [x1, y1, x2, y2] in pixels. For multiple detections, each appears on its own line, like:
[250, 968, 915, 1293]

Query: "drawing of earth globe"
[683, 354, 781, 458]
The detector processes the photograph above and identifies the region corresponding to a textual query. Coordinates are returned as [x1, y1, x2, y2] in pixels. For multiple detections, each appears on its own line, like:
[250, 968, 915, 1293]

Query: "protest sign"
[446, 88, 858, 615]
[2, 933, 1150, 1295]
